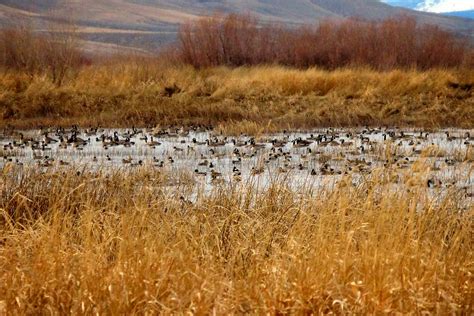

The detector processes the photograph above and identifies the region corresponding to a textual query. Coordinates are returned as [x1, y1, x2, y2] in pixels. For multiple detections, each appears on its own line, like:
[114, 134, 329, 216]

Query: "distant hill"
[443, 10, 474, 20]
[0, 0, 472, 54]
[383, 0, 419, 10]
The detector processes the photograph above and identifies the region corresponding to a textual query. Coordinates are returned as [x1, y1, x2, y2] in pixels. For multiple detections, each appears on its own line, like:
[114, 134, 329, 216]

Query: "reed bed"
[0, 166, 472, 314]
[1, 65, 473, 130]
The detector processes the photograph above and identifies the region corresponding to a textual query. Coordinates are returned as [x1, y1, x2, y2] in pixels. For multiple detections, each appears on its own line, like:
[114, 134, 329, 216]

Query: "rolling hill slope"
[443, 10, 474, 20]
[0, 0, 472, 53]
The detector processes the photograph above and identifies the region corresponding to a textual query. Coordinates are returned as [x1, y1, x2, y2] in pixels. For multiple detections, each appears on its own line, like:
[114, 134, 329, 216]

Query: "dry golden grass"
[1, 64, 473, 130]
[0, 166, 472, 314]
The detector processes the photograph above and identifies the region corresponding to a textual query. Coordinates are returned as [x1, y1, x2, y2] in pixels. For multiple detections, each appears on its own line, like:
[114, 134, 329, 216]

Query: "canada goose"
[37, 160, 52, 167]
[166, 130, 180, 138]
[122, 157, 132, 164]
[74, 135, 88, 145]
[307, 134, 320, 141]
[427, 178, 442, 188]
[278, 166, 288, 173]
[192, 138, 206, 145]
[179, 196, 193, 206]
[44, 133, 58, 144]
[232, 139, 247, 147]
[207, 139, 226, 147]
[249, 138, 266, 149]
[293, 138, 312, 148]
[340, 139, 353, 147]
[72, 142, 83, 149]
[194, 169, 207, 176]
[59, 139, 68, 149]
[210, 150, 225, 158]
[179, 130, 190, 137]
[251, 167, 264, 175]
[232, 166, 241, 175]
[445, 158, 456, 166]
[123, 138, 135, 147]
[271, 139, 286, 148]
[131, 160, 143, 167]
[360, 136, 371, 144]
[41, 143, 52, 151]
[85, 128, 98, 137]
[232, 157, 242, 164]
[211, 170, 222, 178]
[445, 132, 457, 142]
[320, 164, 337, 175]
[462, 187, 474, 198]
[147, 137, 161, 147]
[3, 143, 13, 150]
[33, 151, 43, 160]
[198, 159, 209, 167]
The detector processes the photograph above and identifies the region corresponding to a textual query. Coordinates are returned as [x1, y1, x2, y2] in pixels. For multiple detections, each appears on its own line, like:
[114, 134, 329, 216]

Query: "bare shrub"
[0, 22, 84, 86]
[175, 14, 470, 69]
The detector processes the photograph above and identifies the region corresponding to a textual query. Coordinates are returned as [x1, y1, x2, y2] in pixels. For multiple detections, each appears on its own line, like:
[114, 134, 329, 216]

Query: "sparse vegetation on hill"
[2, 0, 474, 52]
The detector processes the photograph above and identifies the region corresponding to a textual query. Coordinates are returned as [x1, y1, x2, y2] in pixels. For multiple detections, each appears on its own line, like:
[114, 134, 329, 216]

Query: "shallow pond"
[1, 127, 473, 203]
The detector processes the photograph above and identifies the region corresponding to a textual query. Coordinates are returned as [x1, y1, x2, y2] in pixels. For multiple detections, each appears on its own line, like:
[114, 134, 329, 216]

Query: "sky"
[382, 0, 474, 13]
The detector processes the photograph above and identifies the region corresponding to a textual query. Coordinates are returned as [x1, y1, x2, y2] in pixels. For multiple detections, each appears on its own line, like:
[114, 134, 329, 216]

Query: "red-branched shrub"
[0, 26, 86, 85]
[176, 14, 470, 69]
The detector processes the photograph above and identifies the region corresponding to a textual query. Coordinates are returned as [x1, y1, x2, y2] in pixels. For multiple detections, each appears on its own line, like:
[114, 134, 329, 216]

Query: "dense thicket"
[177, 14, 471, 69]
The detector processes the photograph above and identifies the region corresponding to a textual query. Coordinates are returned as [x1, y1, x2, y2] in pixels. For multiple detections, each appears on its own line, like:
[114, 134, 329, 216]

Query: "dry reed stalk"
[0, 166, 472, 314]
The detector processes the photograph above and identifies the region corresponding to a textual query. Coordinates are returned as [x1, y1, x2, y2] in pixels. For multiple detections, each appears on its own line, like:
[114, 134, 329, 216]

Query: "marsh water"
[1, 127, 473, 203]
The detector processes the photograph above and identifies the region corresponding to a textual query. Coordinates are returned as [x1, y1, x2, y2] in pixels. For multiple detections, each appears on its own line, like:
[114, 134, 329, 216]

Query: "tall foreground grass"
[1, 64, 473, 129]
[0, 166, 472, 313]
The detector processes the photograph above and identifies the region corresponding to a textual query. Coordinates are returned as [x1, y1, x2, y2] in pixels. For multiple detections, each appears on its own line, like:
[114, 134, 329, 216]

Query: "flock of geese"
[1, 125, 473, 193]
